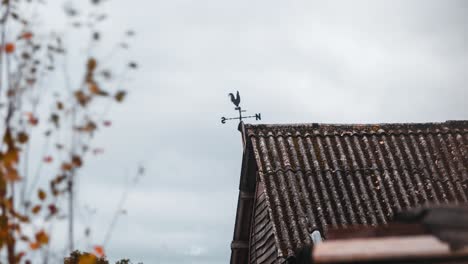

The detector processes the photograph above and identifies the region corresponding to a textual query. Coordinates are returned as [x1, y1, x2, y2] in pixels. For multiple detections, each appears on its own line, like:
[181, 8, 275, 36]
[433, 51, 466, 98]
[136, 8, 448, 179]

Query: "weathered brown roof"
[243, 121, 468, 260]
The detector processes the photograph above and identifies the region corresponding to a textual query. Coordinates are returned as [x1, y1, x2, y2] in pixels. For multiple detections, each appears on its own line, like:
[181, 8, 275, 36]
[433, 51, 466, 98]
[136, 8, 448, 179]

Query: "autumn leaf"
[72, 155, 83, 167]
[43, 156, 53, 163]
[4, 148, 19, 164]
[4, 168, 21, 182]
[17, 132, 29, 144]
[29, 242, 40, 250]
[74, 90, 91, 107]
[35, 230, 49, 244]
[38, 189, 46, 201]
[48, 204, 58, 215]
[4, 198, 13, 210]
[25, 112, 38, 126]
[3, 128, 14, 148]
[114, 90, 126, 102]
[21, 32, 33, 40]
[76, 121, 97, 133]
[78, 254, 97, 264]
[93, 245, 105, 257]
[88, 82, 108, 96]
[57, 101, 64, 110]
[4, 43, 15, 54]
[31, 205, 41, 214]
[61, 162, 73, 171]
[103, 120, 112, 127]
[87, 58, 97, 72]
[89, 82, 100, 94]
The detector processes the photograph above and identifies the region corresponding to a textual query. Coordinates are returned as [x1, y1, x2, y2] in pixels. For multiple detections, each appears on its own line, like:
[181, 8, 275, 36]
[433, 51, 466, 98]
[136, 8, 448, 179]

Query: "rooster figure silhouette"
[228, 91, 241, 108]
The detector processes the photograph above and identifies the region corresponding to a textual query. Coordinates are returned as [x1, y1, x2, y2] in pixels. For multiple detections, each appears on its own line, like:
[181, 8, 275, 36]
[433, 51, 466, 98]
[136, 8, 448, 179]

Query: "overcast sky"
[36, 1, 468, 263]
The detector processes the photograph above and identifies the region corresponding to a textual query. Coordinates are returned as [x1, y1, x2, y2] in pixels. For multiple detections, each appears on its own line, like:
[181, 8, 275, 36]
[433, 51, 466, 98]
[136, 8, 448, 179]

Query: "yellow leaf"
[3, 148, 19, 168]
[79, 254, 97, 264]
[38, 189, 46, 201]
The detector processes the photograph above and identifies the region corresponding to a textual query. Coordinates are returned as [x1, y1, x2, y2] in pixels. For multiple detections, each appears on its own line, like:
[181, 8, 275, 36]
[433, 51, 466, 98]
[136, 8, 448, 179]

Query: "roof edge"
[244, 120, 468, 129]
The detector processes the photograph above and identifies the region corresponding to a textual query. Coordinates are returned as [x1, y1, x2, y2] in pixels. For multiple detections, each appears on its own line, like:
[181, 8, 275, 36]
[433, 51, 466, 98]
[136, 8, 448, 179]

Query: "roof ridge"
[248, 130, 468, 138]
[244, 120, 468, 129]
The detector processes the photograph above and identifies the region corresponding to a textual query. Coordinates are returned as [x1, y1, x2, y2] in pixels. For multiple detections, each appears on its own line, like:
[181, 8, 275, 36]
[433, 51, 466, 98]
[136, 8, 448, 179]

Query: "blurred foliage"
[0, 0, 139, 262]
[64, 250, 142, 264]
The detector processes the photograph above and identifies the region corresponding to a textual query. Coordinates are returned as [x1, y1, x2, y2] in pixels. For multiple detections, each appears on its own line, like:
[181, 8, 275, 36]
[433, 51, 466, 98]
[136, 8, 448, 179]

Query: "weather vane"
[221, 91, 261, 124]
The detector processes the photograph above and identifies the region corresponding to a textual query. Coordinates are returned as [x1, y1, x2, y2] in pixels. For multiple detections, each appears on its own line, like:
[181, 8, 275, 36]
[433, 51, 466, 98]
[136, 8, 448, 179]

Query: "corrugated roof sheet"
[245, 121, 468, 259]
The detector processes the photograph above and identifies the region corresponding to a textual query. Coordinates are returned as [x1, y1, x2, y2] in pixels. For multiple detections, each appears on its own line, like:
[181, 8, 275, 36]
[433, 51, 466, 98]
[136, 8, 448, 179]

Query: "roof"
[234, 120, 468, 262]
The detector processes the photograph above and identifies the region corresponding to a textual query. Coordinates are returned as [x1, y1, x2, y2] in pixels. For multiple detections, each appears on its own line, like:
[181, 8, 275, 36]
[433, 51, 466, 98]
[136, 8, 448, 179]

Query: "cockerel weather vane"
[221, 91, 261, 124]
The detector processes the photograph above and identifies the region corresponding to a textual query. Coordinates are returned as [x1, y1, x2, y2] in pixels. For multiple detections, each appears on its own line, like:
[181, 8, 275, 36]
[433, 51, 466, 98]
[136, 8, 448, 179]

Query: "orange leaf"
[29, 242, 40, 250]
[32, 205, 41, 214]
[35, 230, 49, 244]
[88, 82, 108, 96]
[4, 148, 19, 168]
[89, 82, 100, 94]
[38, 189, 46, 201]
[4, 43, 15, 54]
[93, 245, 105, 257]
[22, 32, 33, 40]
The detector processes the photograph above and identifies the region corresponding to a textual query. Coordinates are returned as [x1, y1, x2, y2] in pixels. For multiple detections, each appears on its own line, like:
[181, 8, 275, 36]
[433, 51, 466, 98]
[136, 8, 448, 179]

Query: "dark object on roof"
[230, 121, 468, 264]
[311, 233, 468, 264]
[229, 91, 241, 107]
[394, 206, 468, 250]
[326, 223, 427, 240]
